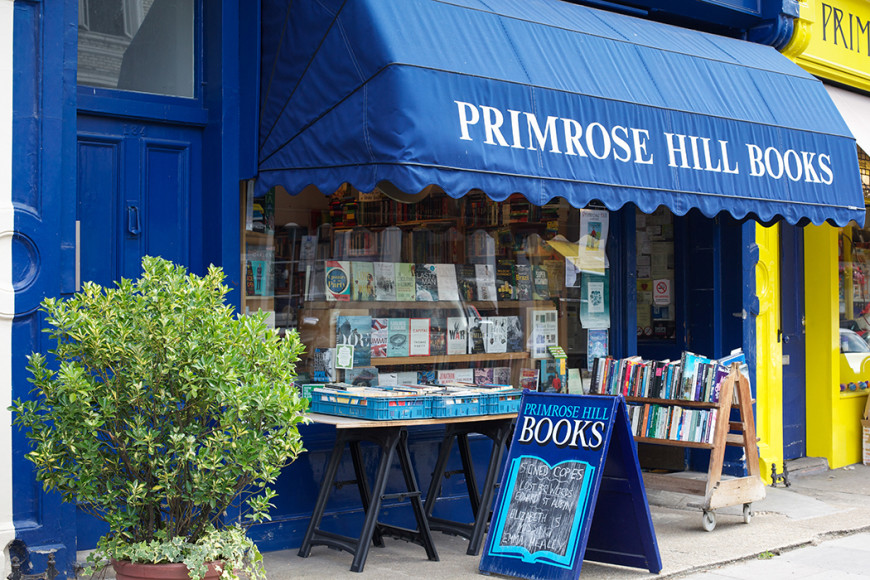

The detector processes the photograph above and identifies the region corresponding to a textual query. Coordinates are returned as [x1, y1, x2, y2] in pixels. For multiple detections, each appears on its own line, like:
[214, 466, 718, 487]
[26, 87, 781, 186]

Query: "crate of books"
[480, 386, 523, 414]
[429, 387, 486, 418]
[310, 387, 431, 420]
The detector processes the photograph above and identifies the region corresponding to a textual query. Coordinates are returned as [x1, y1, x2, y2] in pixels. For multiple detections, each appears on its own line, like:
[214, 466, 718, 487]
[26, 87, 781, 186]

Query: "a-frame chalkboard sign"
[479, 392, 661, 580]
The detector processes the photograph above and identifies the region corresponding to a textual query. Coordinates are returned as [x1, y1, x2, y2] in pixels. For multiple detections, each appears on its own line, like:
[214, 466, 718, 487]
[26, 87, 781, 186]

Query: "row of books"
[627, 403, 719, 445]
[334, 314, 525, 367]
[463, 192, 561, 228]
[590, 350, 745, 403]
[321, 260, 554, 303]
[310, 354, 514, 385]
[336, 366, 514, 388]
[330, 191, 462, 227]
[332, 226, 464, 264]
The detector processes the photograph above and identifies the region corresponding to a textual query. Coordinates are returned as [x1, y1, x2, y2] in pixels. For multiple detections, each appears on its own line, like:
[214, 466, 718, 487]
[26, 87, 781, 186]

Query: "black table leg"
[466, 419, 513, 555]
[298, 433, 347, 558]
[395, 429, 439, 562]
[299, 426, 439, 573]
[424, 419, 514, 556]
[423, 426, 456, 519]
[350, 428, 399, 572]
[349, 440, 385, 548]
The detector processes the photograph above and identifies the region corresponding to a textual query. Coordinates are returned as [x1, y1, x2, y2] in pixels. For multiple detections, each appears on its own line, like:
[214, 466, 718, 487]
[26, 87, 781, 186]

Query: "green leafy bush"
[10, 256, 308, 579]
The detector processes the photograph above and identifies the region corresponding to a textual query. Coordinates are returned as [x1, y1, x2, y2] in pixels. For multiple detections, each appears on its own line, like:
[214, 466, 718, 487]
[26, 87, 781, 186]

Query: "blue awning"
[258, 0, 865, 226]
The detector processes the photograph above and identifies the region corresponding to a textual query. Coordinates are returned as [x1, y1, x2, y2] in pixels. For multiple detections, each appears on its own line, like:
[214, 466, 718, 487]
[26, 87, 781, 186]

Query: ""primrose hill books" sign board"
[479, 392, 661, 580]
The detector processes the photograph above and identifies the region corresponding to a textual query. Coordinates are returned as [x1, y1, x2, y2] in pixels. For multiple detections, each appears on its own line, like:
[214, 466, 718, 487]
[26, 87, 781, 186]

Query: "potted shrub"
[10, 256, 309, 580]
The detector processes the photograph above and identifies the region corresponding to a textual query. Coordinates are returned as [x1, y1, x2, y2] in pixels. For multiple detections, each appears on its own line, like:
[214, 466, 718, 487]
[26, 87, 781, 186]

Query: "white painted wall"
[0, 0, 15, 577]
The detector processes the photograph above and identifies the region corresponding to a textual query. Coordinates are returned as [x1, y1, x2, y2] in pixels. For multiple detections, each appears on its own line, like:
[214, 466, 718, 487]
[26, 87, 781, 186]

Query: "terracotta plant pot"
[112, 560, 223, 580]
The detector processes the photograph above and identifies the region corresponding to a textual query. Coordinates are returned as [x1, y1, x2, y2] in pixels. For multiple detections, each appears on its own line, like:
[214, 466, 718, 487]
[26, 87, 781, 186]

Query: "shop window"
[77, 0, 194, 98]
[635, 207, 676, 342]
[838, 148, 870, 393]
[241, 183, 614, 394]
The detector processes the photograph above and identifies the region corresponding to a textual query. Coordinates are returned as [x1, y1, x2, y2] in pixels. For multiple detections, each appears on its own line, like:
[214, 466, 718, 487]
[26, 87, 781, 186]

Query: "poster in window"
[579, 272, 610, 330]
[528, 309, 559, 359]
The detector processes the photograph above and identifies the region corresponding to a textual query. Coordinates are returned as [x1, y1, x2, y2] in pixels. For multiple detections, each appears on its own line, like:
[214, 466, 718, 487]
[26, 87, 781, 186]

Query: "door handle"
[127, 205, 141, 235]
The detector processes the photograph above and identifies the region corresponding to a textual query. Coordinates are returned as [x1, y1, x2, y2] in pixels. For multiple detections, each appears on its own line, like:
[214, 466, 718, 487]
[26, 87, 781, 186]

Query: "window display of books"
[315, 260, 555, 303]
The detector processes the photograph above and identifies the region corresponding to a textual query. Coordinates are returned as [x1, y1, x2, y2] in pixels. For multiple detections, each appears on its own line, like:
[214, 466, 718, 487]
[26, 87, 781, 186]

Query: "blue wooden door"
[780, 223, 807, 460]
[75, 113, 202, 548]
[77, 114, 200, 287]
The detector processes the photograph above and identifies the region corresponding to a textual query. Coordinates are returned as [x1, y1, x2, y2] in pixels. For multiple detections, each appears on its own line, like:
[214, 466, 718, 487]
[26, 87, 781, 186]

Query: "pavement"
[263, 458, 870, 579]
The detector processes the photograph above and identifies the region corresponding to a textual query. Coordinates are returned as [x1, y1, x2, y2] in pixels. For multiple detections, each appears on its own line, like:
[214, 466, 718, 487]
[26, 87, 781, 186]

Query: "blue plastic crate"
[310, 389, 431, 420]
[483, 390, 523, 414]
[430, 393, 485, 418]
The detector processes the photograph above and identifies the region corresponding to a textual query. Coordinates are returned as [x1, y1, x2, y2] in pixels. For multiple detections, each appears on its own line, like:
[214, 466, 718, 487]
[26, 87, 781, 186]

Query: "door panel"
[76, 114, 201, 549]
[781, 223, 807, 460]
[77, 137, 122, 288]
[78, 116, 199, 285]
[141, 141, 190, 266]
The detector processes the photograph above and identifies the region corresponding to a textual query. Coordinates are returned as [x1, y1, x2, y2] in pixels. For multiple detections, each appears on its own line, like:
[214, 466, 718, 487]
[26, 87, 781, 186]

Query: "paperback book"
[370, 318, 389, 358]
[475, 264, 497, 301]
[467, 316, 486, 354]
[415, 264, 439, 301]
[397, 370, 418, 385]
[474, 367, 495, 385]
[435, 264, 460, 302]
[492, 366, 511, 385]
[409, 317, 431, 356]
[336, 315, 372, 367]
[345, 366, 378, 387]
[387, 318, 410, 357]
[496, 260, 515, 301]
[539, 358, 566, 393]
[452, 368, 475, 384]
[483, 316, 508, 354]
[325, 260, 351, 301]
[351, 261, 375, 301]
[520, 368, 539, 391]
[456, 264, 478, 301]
[373, 262, 397, 301]
[514, 264, 532, 300]
[311, 347, 335, 383]
[378, 372, 398, 387]
[446, 316, 468, 355]
[395, 263, 417, 301]
[429, 316, 447, 356]
[505, 315, 523, 352]
[532, 265, 550, 300]
[418, 370, 437, 384]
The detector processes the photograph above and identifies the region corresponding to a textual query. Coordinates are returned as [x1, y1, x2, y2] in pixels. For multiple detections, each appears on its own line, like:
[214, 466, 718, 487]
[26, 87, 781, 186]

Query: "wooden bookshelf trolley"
[628, 363, 765, 531]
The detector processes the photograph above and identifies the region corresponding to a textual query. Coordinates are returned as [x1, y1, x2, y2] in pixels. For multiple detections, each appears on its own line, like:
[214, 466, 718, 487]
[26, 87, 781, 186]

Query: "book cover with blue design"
[336, 315, 371, 367]
[387, 318, 410, 358]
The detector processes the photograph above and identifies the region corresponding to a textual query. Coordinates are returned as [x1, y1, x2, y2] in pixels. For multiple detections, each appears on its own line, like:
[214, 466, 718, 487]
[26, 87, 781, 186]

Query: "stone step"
[783, 456, 829, 480]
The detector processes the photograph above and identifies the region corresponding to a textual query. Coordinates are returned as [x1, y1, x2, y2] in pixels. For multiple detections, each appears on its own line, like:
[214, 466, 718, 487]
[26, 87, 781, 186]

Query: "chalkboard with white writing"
[479, 392, 661, 580]
[497, 457, 591, 558]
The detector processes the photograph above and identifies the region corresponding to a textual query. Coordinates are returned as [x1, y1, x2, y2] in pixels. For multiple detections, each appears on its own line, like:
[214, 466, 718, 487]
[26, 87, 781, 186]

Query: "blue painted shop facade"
[8, 0, 856, 576]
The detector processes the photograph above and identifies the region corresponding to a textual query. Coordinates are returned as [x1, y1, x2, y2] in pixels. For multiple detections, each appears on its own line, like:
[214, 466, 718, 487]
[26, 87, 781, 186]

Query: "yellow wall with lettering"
[789, 0, 870, 92]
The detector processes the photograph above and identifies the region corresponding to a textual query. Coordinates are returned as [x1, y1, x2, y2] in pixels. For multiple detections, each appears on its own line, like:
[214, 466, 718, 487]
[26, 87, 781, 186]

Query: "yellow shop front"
[784, 0, 870, 467]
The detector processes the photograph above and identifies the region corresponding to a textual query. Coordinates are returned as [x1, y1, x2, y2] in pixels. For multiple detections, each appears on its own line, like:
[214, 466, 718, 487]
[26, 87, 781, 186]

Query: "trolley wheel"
[702, 510, 716, 532]
[743, 503, 752, 524]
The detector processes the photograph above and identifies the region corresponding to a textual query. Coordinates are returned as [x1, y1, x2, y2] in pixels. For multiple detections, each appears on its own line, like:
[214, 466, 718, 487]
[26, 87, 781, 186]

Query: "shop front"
[245, 0, 864, 550]
[783, 0, 870, 468]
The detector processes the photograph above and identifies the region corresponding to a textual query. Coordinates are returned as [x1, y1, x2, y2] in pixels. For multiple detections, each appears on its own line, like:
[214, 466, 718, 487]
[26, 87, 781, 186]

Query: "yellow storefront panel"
[791, 0, 870, 92]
